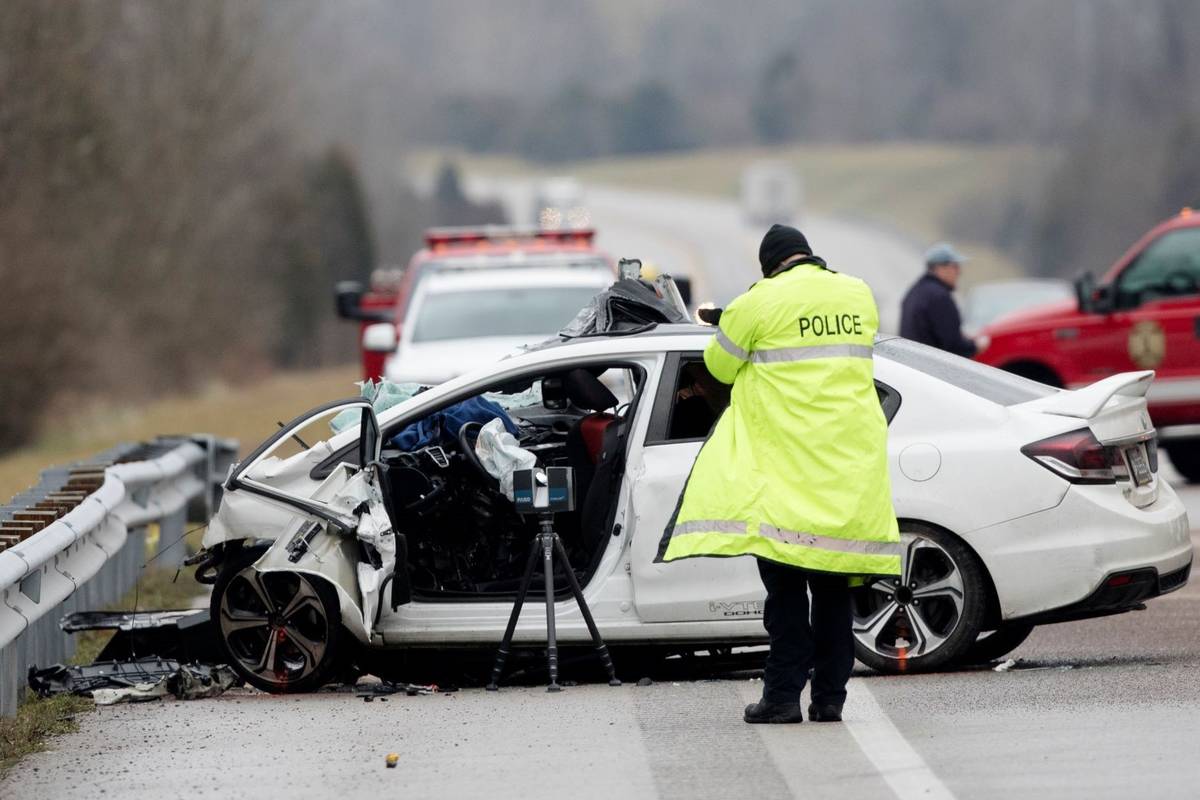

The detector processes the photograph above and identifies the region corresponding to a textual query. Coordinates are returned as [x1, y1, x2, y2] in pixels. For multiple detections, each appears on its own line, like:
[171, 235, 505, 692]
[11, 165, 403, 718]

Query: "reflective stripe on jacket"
[656, 262, 901, 576]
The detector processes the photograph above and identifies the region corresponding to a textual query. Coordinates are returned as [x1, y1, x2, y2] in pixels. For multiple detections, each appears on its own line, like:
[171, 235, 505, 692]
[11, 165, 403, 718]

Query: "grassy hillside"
[0, 365, 359, 504]
[417, 142, 1052, 285]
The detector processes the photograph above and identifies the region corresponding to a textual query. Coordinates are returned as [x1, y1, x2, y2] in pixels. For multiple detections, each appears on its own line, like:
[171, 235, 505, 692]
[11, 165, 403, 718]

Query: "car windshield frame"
[408, 283, 607, 343]
[875, 336, 1058, 406]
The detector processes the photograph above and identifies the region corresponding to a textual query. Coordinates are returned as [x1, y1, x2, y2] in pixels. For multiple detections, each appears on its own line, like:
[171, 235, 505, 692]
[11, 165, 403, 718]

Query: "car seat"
[561, 370, 624, 561]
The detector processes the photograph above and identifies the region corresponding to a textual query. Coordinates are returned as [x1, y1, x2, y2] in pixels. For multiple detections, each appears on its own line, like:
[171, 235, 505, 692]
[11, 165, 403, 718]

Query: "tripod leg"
[486, 537, 543, 691]
[542, 532, 561, 692]
[552, 534, 620, 686]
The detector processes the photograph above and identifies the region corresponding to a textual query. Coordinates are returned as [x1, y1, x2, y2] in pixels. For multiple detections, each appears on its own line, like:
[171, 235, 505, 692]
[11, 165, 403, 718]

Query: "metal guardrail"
[0, 435, 237, 716]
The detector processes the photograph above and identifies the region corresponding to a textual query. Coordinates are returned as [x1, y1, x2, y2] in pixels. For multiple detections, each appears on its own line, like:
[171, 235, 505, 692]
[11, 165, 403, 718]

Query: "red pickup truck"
[977, 209, 1200, 481]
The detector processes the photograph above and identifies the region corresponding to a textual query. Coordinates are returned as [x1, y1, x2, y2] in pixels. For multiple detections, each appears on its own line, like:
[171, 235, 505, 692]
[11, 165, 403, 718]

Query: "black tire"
[962, 623, 1035, 664]
[851, 523, 989, 674]
[1166, 439, 1200, 484]
[211, 544, 346, 693]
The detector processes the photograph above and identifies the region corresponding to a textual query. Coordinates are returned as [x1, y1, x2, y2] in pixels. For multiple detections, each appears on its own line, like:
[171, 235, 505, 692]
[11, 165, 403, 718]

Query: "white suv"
[382, 265, 613, 385]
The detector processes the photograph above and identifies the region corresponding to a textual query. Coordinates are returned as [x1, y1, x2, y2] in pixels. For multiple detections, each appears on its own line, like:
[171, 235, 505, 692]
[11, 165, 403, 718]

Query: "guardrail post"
[0, 630, 20, 717]
[156, 508, 188, 567]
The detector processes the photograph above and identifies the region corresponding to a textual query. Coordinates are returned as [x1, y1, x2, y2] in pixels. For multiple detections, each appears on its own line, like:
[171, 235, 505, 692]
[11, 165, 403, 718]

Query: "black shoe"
[807, 702, 843, 722]
[744, 700, 803, 724]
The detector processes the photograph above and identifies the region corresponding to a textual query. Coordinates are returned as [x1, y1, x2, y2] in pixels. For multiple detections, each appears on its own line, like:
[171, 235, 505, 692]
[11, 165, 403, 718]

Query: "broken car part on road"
[29, 658, 237, 706]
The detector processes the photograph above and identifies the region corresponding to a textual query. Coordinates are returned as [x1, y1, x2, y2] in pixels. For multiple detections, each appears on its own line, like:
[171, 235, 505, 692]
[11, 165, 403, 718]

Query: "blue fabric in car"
[389, 395, 519, 451]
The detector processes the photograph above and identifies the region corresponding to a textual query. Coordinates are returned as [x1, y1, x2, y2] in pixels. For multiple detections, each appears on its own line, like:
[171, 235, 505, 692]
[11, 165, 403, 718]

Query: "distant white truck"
[532, 176, 587, 229]
[740, 161, 801, 226]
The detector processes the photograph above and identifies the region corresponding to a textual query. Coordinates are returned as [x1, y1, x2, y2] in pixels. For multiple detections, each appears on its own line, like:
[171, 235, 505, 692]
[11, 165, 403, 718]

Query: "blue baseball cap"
[924, 242, 968, 266]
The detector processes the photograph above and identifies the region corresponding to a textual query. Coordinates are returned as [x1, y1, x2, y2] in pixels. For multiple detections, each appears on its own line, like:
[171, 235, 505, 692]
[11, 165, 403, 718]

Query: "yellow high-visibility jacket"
[656, 262, 900, 575]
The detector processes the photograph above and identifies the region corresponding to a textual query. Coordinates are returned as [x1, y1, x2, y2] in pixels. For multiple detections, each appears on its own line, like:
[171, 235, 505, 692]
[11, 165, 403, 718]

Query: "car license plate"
[1125, 444, 1152, 486]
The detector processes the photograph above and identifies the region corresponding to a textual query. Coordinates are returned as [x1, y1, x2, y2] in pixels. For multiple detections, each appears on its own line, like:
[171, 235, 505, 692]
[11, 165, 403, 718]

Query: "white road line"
[842, 678, 957, 800]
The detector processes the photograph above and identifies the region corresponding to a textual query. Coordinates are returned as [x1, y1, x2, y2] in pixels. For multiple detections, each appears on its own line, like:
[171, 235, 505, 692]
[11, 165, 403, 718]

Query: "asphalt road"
[4, 518, 1197, 800]
[3, 183, 1198, 799]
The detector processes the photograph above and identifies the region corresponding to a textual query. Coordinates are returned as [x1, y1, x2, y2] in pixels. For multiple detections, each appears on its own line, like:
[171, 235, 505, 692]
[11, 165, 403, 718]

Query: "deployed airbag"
[475, 417, 537, 500]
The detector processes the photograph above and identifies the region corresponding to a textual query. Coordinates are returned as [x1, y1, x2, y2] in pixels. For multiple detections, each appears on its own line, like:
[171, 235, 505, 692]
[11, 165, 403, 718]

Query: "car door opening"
[372, 363, 645, 602]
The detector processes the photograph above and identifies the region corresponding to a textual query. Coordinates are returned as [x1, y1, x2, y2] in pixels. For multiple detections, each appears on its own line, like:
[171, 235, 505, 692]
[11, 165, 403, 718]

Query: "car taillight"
[1021, 428, 1118, 484]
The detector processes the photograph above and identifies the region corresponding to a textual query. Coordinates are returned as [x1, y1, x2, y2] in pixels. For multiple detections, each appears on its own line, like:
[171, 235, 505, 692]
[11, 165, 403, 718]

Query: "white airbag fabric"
[475, 417, 537, 500]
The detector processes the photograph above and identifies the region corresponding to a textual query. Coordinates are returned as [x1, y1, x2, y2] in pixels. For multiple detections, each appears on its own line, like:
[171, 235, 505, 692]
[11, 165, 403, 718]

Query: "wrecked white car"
[196, 320, 1190, 692]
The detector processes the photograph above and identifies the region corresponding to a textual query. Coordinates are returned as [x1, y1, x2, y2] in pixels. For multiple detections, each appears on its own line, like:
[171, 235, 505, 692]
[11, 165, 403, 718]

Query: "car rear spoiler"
[1018, 370, 1155, 419]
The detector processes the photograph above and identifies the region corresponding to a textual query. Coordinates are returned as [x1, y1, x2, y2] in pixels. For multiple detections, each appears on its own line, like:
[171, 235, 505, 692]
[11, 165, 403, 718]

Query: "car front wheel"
[211, 545, 345, 693]
[851, 523, 988, 673]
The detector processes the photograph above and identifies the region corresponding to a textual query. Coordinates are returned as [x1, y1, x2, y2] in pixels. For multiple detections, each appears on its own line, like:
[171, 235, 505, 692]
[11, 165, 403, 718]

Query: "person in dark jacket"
[899, 242, 987, 357]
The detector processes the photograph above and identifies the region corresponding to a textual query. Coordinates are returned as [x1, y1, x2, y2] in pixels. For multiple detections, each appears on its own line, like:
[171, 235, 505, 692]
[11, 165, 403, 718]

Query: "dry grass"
[0, 694, 92, 776]
[0, 364, 359, 504]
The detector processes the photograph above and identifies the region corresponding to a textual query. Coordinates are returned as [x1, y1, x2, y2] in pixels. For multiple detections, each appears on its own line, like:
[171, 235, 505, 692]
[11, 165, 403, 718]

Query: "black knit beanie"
[758, 224, 812, 277]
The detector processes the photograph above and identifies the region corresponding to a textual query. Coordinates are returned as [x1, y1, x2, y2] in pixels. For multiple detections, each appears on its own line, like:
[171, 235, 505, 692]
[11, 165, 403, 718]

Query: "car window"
[1116, 227, 1200, 308]
[410, 286, 603, 342]
[309, 363, 644, 480]
[666, 358, 731, 440]
[876, 337, 1056, 406]
[645, 354, 901, 445]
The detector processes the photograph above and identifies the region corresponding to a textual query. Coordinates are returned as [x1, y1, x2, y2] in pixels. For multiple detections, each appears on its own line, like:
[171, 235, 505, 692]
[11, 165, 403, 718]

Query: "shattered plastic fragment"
[29, 659, 239, 705]
[330, 380, 422, 433]
[993, 658, 1019, 672]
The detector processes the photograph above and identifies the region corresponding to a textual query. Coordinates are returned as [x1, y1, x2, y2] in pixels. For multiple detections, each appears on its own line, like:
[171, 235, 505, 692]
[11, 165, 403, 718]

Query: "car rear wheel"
[962, 623, 1035, 664]
[211, 545, 345, 693]
[851, 523, 988, 673]
[1165, 439, 1200, 484]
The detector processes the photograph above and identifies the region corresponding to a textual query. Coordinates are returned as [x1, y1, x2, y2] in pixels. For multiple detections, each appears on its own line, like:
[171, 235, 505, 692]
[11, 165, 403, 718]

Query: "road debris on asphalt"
[356, 680, 441, 699]
[29, 659, 238, 705]
[26, 607, 238, 706]
[59, 609, 224, 663]
[993, 658, 1020, 672]
[385, 753, 399, 768]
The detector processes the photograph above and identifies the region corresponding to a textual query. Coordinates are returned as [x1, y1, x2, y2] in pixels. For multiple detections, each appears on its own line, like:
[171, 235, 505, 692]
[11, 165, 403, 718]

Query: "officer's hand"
[974, 334, 991, 354]
[697, 306, 723, 326]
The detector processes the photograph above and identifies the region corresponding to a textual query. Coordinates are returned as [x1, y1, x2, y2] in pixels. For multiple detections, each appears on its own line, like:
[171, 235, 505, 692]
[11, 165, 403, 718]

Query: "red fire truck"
[977, 209, 1200, 482]
[335, 226, 615, 383]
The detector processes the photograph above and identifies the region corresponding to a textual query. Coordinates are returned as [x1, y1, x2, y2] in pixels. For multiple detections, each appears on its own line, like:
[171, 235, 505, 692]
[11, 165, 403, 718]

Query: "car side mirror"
[1073, 272, 1094, 312]
[672, 275, 693, 307]
[1074, 272, 1114, 314]
[336, 280, 393, 322]
[1091, 284, 1115, 314]
[362, 322, 398, 353]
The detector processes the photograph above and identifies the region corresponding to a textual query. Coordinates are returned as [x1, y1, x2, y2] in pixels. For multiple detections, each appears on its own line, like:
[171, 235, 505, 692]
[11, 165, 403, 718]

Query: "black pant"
[757, 558, 854, 707]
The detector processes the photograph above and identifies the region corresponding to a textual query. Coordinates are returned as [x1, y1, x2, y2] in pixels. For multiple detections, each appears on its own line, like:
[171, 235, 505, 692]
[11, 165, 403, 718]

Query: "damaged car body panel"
[205, 398, 398, 646]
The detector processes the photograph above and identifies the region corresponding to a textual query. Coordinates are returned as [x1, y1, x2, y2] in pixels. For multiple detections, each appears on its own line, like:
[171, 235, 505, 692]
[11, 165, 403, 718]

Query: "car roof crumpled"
[560, 278, 690, 338]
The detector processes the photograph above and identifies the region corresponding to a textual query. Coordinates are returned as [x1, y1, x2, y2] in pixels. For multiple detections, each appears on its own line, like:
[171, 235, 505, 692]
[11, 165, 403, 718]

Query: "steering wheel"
[457, 421, 499, 488]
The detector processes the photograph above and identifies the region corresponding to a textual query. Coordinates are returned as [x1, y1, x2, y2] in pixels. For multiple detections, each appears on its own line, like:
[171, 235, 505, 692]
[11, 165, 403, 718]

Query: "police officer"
[657, 224, 900, 724]
[899, 242, 987, 356]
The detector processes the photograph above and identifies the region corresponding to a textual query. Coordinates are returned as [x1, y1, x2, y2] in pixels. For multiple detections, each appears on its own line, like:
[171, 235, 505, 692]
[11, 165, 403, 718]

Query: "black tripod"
[486, 513, 620, 692]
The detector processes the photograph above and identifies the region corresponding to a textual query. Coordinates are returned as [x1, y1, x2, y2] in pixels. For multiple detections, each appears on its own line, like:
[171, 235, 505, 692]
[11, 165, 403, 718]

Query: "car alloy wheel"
[212, 546, 344, 693]
[851, 523, 987, 673]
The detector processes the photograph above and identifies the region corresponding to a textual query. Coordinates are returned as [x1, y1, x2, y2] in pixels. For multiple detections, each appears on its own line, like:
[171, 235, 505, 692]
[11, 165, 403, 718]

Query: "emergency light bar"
[424, 226, 596, 250]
